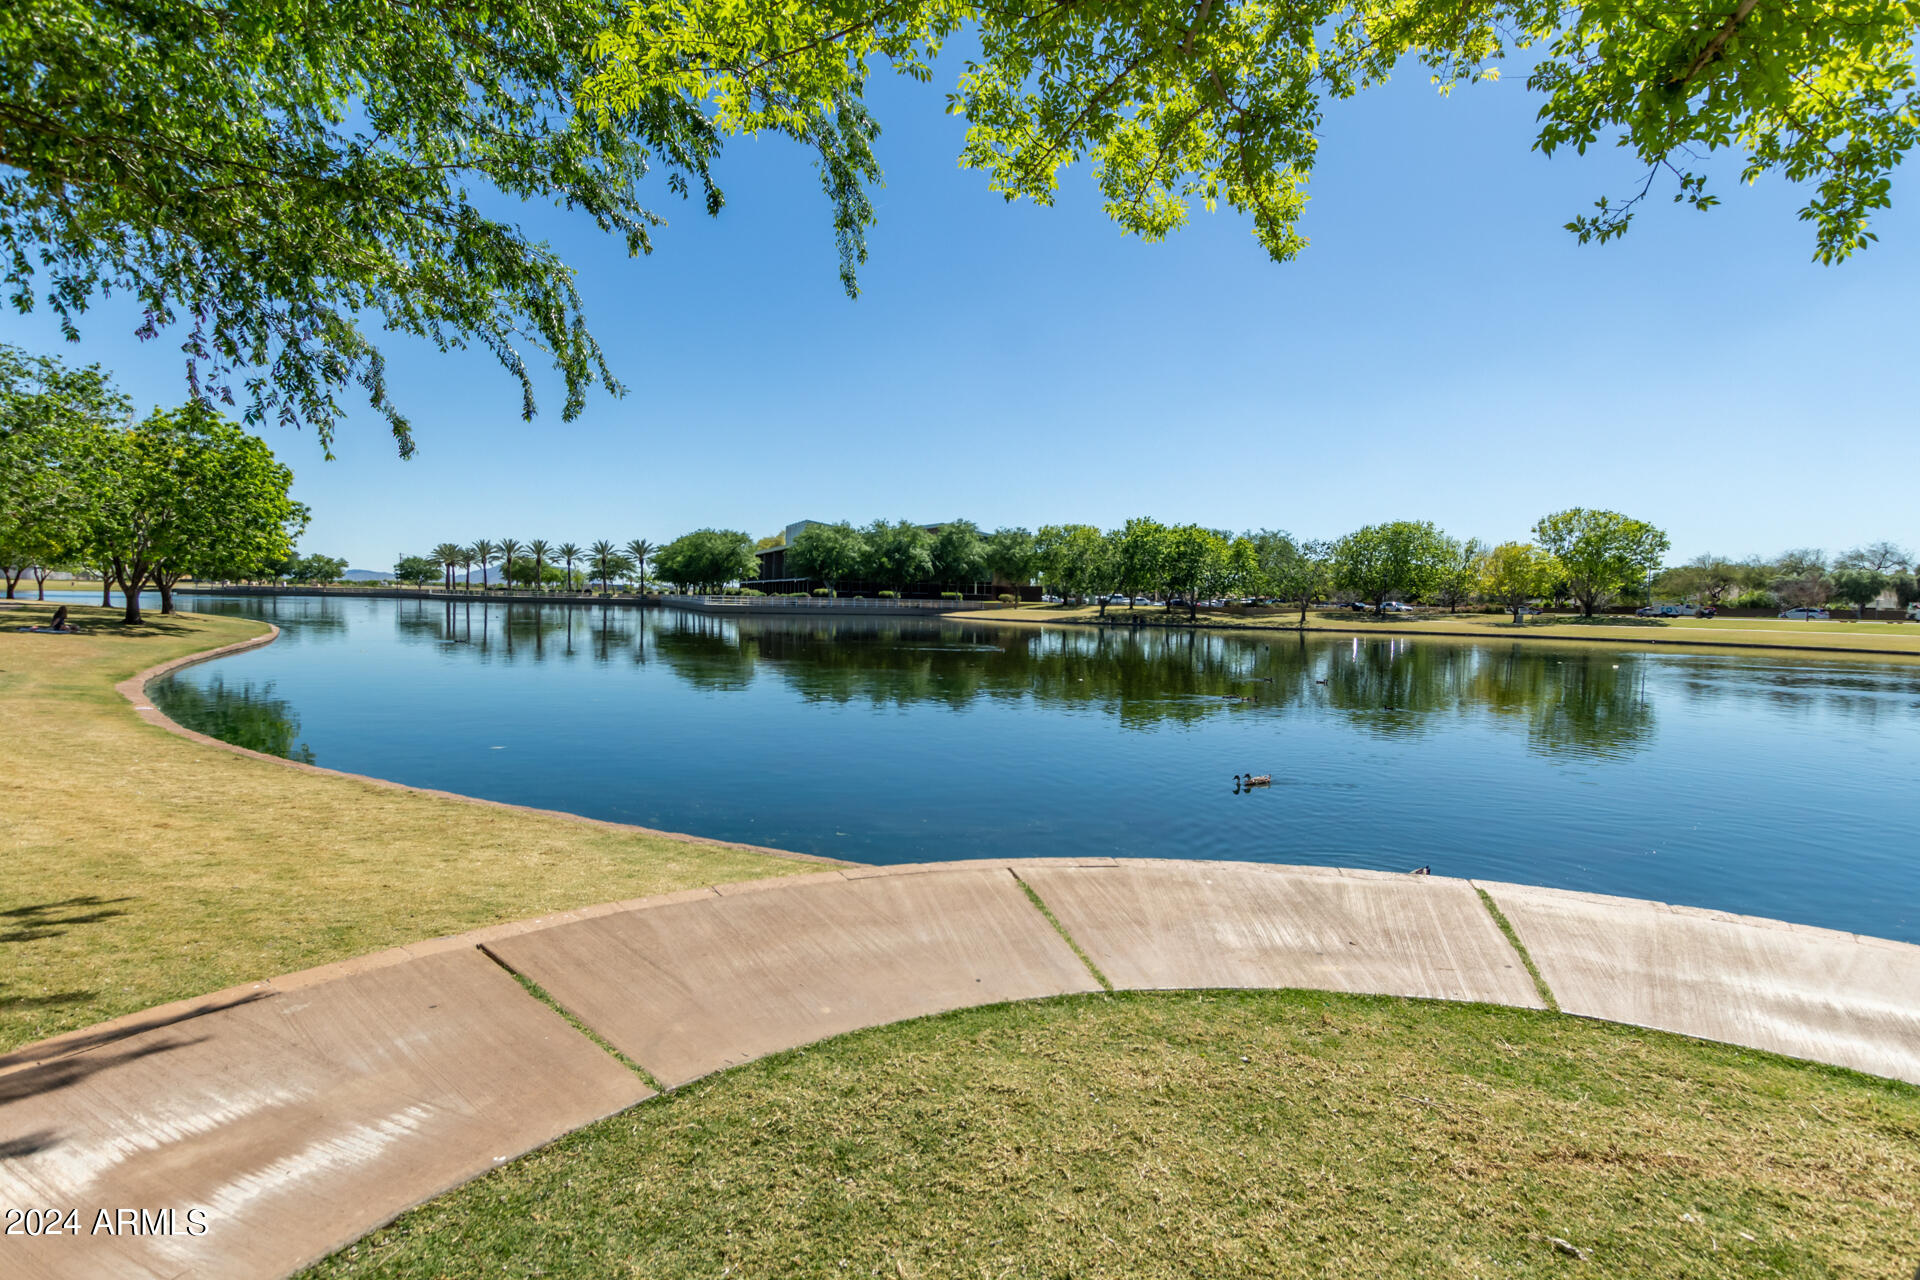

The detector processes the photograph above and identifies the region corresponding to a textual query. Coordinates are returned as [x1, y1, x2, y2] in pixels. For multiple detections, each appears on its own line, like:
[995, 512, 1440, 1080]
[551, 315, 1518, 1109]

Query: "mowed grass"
[984, 603, 1920, 658]
[0, 603, 819, 1051]
[309, 990, 1920, 1280]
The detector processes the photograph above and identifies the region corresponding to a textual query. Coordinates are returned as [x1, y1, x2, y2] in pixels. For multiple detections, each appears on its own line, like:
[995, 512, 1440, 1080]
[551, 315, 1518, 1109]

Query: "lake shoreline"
[962, 606, 1920, 661]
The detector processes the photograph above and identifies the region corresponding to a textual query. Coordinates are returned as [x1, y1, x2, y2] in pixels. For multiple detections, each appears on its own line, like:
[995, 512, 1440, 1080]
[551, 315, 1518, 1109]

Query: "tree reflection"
[149, 675, 316, 762]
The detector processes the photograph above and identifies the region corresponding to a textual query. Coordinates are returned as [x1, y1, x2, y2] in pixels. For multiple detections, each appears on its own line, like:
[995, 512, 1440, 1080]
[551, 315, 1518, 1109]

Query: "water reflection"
[153, 595, 1920, 939]
[149, 675, 315, 762]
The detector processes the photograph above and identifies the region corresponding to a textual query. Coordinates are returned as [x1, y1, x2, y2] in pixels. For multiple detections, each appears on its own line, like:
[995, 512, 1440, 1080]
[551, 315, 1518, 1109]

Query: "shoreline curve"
[118, 612, 841, 868]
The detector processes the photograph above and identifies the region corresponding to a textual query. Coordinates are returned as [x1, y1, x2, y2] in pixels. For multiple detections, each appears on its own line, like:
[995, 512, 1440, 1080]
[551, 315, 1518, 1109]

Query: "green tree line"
[0, 345, 306, 623]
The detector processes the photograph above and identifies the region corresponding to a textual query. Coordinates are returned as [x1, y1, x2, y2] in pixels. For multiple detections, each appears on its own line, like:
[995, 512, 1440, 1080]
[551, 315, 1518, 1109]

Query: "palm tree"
[457, 544, 475, 591]
[498, 538, 523, 591]
[555, 542, 583, 592]
[471, 539, 498, 590]
[588, 540, 619, 592]
[527, 539, 553, 594]
[431, 542, 465, 592]
[624, 539, 654, 594]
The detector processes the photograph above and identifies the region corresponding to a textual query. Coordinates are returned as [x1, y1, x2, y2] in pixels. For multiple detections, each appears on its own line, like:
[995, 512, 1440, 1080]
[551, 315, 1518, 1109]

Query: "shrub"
[1728, 590, 1778, 610]
[998, 593, 1016, 603]
[940, 591, 963, 600]
[877, 590, 898, 598]
[813, 588, 831, 596]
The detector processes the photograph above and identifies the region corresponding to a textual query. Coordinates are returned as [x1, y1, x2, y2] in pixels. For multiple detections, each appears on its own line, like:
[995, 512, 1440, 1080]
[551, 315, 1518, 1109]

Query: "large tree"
[593, 1, 1919, 278]
[1112, 518, 1168, 609]
[786, 521, 869, 596]
[652, 528, 757, 592]
[862, 520, 935, 593]
[0, 346, 129, 596]
[77, 403, 303, 622]
[1159, 524, 1228, 619]
[1262, 535, 1335, 624]
[1532, 508, 1671, 617]
[982, 527, 1039, 599]
[1333, 520, 1449, 612]
[1479, 542, 1560, 623]
[928, 520, 988, 589]
[1433, 536, 1488, 613]
[1837, 541, 1913, 574]
[1034, 523, 1112, 607]
[1829, 566, 1888, 618]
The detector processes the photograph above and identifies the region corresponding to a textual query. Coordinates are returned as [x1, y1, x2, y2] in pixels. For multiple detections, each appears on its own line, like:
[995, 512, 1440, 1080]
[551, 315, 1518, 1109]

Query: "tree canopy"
[862, 519, 936, 590]
[1532, 507, 1670, 616]
[652, 528, 758, 591]
[786, 521, 870, 594]
[1, 0, 728, 457]
[591, 0, 1920, 277]
[10, 5, 1911, 458]
[1332, 520, 1448, 609]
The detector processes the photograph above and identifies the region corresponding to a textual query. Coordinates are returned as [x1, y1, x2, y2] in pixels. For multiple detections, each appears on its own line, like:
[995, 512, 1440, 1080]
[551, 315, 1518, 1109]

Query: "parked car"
[1778, 607, 1830, 620]
[1513, 605, 1542, 616]
[1347, 601, 1372, 612]
[1040, 594, 1062, 603]
[1908, 602, 1920, 621]
[1636, 603, 1700, 617]
[1380, 601, 1413, 613]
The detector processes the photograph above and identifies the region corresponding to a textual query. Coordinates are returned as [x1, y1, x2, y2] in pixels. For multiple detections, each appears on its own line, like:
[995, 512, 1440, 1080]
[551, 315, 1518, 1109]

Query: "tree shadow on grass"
[0, 991, 96, 1013]
[5, 603, 203, 638]
[0, 1032, 214, 1105]
[0, 896, 133, 945]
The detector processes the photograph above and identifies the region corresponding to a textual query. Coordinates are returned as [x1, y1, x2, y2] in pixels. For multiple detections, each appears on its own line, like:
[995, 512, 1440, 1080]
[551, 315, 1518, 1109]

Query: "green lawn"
[309, 990, 1920, 1279]
[980, 603, 1920, 658]
[0, 603, 819, 1051]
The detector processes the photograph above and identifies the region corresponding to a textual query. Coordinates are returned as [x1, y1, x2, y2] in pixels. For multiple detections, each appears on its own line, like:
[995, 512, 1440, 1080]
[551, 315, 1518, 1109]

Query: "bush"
[813, 588, 831, 597]
[877, 590, 898, 598]
[940, 591, 963, 600]
[998, 593, 1016, 603]
[1728, 590, 1778, 610]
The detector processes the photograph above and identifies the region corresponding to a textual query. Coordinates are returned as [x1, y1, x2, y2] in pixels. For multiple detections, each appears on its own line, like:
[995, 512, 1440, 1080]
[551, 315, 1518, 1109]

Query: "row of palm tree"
[426, 539, 655, 592]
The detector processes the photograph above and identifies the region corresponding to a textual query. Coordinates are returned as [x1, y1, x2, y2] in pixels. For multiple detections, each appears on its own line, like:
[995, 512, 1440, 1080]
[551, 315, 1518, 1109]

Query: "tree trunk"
[34, 569, 48, 600]
[101, 575, 112, 607]
[117, 561, 147, 625]
[158, 576, 176, 614]
[2, 568, 19, 598]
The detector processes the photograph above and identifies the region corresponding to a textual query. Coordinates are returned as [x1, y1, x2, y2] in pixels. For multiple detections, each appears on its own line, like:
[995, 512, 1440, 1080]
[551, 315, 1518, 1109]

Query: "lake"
[131, 593, 1920, 942]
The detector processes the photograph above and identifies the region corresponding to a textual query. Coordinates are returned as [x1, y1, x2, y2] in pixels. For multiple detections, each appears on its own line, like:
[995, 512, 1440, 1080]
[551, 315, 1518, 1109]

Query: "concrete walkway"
[3, 860, 1916, 1280]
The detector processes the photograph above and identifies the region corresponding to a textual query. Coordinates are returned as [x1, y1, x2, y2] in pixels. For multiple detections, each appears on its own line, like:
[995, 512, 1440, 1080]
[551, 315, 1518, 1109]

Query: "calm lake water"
[137, 593, 1920, 942]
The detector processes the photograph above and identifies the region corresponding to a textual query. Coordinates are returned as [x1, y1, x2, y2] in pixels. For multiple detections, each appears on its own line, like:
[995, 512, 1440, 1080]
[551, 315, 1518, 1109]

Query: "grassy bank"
[978, 603, 1920, 658]
[0, 603, 818, 1051]
[310, 989, 1920, 1279]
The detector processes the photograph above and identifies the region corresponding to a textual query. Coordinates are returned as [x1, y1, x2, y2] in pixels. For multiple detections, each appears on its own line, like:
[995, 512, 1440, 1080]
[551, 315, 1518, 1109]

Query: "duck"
[1238, 773, 1272, 787]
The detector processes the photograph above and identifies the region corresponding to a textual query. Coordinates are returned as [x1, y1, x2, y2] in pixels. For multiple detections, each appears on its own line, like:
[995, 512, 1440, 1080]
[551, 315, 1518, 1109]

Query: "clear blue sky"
[4, 61, 1914, 571]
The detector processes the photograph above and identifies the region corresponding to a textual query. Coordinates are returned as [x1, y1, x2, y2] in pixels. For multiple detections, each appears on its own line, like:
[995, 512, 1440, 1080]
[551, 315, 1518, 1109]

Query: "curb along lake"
[140, 594, 1920, 942]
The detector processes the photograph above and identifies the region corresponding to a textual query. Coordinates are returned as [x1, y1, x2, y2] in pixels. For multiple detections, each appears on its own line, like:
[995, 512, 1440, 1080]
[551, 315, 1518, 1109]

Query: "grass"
[979, 603, 1920, 658]
[0, 602, 820, 1051]
[307, 990, 1920, 1279]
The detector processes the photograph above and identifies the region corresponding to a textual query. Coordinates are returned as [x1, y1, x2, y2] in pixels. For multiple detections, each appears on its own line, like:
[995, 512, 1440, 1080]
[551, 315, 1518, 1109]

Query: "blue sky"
[4, 60, 1914, 571]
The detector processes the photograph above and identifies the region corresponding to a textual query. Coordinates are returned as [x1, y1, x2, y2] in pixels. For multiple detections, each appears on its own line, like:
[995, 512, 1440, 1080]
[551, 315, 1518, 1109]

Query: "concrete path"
[1482, 880, 1920, 1084]
[1019, 860, 1542, 1007]
[2, 860, 1915, 1280]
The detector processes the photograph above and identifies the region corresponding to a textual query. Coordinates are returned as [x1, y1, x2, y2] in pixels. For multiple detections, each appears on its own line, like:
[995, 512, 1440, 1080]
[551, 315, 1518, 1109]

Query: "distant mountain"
[341, 568, 396, 582]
